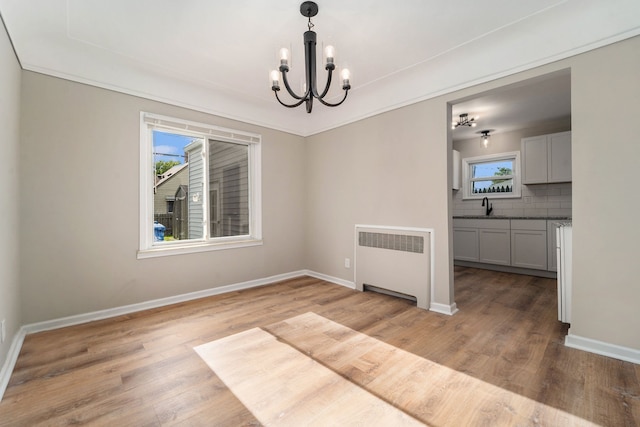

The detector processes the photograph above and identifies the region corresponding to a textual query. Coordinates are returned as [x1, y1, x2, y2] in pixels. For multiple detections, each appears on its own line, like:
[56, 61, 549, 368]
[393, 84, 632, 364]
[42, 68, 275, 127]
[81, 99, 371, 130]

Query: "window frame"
[462, 151, 521, 200]
[138, 112, 262, 259]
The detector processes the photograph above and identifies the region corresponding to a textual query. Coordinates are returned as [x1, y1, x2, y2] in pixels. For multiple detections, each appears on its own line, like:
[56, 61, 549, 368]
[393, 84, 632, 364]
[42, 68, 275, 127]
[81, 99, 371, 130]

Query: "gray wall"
[19, 72, 307, 323]
[570, 36, 640, 349]
[306, 35, 640, 351]
[0, 18, 21, 371]
[305, 102, 455, 307]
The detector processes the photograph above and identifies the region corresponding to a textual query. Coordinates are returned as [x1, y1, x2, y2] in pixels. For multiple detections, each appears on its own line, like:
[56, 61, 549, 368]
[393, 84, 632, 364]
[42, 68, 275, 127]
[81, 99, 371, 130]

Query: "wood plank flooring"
[0, 267, 638, 426]
[195, 324, 426, 426]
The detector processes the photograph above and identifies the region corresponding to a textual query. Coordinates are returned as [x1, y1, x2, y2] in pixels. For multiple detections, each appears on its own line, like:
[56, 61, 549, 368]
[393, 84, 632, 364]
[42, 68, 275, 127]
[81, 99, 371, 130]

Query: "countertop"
[453, 215, 572, 220]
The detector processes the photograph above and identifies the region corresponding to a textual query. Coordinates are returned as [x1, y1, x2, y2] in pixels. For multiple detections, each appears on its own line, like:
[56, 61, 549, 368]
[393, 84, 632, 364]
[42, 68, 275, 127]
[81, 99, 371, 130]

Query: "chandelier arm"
[281, 69, 306, 100]
[316, 68, 333, 99]
[274, 90, 307, 108]
[317, 89, 349, 108]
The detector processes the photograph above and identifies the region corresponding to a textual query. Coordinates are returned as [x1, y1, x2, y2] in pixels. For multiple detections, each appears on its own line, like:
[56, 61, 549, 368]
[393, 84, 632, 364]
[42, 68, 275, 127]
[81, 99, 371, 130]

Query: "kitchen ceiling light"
[452, 113, 478, 129]
[270, 1, 351, 113]
[480, 130, 491, 148]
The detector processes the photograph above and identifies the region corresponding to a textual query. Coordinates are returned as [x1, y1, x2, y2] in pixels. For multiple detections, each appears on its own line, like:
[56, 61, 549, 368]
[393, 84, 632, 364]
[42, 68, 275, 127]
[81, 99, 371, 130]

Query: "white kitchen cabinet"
[548, 132, 572, 182]
[454, 218, 563, 272]
[453, 227, 479, 261]
[521, 131, 571, 184]
[521, 135, 548, 184]
[453, 219, 510, 265]
[479, 229, 511, 265]
[511, 220, 547, 270]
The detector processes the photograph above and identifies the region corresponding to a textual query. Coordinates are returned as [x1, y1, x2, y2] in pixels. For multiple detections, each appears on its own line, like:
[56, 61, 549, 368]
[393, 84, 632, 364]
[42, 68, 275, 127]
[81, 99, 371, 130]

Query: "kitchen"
[450, 69, 573, 323]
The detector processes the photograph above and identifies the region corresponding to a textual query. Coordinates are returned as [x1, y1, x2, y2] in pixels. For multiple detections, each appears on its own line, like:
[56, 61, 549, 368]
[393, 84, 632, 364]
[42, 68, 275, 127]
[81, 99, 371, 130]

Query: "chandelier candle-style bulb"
[341, 68, 351, 90]
[325, 45, 335, 66]
[270, 1, 351, 113]
[279, 48, 290, 68]
[270, 70, 280, 90]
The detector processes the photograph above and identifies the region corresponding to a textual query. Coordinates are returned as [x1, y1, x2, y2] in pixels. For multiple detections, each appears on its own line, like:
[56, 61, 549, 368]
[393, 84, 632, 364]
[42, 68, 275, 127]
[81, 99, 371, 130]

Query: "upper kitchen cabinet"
[521, 131, 572, 184]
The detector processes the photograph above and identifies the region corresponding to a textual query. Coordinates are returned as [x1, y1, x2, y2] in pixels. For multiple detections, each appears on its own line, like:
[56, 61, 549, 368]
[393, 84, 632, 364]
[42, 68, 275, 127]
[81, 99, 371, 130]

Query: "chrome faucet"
[482, 197, 493, 216]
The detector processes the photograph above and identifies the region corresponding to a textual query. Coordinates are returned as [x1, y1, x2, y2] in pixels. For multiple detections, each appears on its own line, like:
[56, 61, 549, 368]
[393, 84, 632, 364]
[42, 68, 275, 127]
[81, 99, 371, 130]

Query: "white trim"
[0, 326, 27, 402]
[139, 112, 262, 257]
[354, 224, 438, 312]
[20, 270, 354, 335]
[305, 270, 356, 289]
[565, 333, 640, 365]
[137, 238, 263, 259]
[429, 302, 460, 316]
[142, 112, 261, 144]
[22, 271, 305, 335]
[18, 27, 640, 138]
[462, 151, 521, 200]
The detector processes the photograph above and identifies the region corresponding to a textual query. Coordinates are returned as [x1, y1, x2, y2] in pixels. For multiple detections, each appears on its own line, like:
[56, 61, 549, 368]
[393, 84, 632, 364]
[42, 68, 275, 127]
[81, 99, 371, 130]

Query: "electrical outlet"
[524, 196, 532, 204]
[344, 258, 351, 269]
[1, 319, 5, 343]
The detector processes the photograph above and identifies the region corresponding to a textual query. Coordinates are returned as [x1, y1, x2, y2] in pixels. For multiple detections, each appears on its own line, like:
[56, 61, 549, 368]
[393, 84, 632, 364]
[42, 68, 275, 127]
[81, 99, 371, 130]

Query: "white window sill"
[462, 194, 521, 200]
[137, 238, 263, 259]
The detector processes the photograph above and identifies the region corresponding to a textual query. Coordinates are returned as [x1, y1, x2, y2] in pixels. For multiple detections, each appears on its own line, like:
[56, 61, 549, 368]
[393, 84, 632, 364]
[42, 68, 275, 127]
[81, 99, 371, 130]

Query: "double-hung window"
[139, 112, 262, 258]
[462, 152, 521, 199]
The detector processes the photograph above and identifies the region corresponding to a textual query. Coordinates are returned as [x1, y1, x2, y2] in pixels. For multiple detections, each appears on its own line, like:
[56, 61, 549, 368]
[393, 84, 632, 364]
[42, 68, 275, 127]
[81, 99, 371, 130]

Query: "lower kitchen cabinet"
[454, 218, 560, 273]
[510, 220, 547, 270]
[453, 227, 479, 261]
[453, 219, 510, 266]
[479, 228, 510, 265]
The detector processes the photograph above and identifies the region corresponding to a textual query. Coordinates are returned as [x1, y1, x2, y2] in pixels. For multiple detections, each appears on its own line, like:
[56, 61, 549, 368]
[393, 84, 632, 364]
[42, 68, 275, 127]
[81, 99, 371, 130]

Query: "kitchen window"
[462, 152, 521, 199]
[138, 112, 262, 258]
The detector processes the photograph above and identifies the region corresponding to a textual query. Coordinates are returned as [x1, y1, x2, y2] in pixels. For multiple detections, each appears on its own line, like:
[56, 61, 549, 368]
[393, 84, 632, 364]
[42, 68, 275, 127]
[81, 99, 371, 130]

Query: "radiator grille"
[358, 232, 424, 254]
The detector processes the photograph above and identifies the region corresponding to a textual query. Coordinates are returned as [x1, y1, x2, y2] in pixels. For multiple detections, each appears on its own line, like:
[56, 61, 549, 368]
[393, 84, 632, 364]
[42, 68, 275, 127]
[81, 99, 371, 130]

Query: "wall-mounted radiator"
[355, 225, 433, 310]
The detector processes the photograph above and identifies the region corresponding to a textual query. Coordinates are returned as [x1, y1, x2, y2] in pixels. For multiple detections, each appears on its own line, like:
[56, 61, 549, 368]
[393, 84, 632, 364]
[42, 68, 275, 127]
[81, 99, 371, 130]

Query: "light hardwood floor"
[0, 267, 638, 426]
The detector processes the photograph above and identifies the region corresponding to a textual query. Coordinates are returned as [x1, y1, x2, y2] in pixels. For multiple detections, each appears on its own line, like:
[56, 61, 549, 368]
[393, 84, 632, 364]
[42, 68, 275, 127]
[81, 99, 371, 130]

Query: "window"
[139, 113, 262, 258]
[462, 152, 521, 200]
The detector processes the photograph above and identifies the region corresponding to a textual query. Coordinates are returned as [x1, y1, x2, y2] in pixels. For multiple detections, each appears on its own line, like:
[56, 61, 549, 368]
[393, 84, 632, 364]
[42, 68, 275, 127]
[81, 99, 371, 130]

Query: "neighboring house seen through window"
[139, 113, 262, 258]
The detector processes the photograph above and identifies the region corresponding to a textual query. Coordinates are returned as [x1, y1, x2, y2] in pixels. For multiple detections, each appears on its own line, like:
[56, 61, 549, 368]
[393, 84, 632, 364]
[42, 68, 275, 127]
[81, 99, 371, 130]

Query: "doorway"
[449, 69, 572, 311]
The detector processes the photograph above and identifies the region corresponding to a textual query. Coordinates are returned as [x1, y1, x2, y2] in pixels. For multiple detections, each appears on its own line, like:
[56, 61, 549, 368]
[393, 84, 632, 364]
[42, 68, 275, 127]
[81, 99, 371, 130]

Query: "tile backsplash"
[452, 183, 572, 217]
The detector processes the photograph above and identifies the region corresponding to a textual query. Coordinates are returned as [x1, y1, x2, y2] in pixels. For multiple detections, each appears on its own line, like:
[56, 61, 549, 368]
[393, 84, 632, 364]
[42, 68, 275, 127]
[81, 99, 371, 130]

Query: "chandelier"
[270, 1, 351, 113]
[452, 113, 478, 129]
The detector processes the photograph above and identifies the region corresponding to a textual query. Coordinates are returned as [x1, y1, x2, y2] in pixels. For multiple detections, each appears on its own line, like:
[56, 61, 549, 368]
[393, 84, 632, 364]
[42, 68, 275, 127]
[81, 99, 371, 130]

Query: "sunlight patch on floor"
[195, 327, 424, 425]
[195, 312, 596, 426]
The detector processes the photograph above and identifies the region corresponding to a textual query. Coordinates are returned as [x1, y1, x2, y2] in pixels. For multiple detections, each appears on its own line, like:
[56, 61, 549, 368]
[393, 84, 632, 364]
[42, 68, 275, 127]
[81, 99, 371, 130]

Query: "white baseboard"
[429, 302, 459, 316]
[565, 333, 640, 365]
[23, 270, 308, 335]
[304, 269, 459, 317]
[0, 270, 314, 402]
[0, 326, 27, 402]
[305, 270, 355, 289]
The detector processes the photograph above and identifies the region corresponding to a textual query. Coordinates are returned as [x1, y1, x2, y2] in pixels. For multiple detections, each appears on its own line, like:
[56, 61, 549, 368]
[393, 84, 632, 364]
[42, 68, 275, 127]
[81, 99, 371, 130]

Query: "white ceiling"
[451, 69, 572, 141]
[1, 0, 639, 136]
